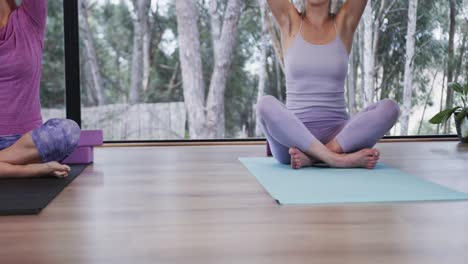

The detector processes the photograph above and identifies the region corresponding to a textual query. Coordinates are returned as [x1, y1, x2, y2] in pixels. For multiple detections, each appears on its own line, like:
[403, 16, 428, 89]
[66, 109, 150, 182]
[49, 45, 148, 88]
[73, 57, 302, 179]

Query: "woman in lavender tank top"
[259, 0, 400, 169]
[0, 0, 80, 178]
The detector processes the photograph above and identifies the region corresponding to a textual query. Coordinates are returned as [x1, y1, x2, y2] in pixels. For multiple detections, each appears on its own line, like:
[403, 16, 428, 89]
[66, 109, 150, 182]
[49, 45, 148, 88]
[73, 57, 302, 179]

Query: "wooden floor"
[1, 142, 468, 264]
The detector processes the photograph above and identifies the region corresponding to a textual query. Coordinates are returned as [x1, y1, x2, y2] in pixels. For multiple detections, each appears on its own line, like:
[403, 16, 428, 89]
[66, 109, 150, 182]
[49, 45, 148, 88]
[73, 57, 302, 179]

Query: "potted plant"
[430, 81, 468, 143]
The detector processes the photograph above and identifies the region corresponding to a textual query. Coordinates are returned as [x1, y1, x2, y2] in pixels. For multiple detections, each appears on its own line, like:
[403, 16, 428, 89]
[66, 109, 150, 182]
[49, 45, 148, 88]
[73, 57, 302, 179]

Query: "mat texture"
[240, 157, 468, 205]
[0, 165, 88, 215]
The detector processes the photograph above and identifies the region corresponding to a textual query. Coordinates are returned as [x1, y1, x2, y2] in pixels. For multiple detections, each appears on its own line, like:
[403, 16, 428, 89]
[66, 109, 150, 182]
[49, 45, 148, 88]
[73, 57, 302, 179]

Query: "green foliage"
[456, 108, 467, 122]
[429, 106, 462, 124]
[430, 81, 468, 124]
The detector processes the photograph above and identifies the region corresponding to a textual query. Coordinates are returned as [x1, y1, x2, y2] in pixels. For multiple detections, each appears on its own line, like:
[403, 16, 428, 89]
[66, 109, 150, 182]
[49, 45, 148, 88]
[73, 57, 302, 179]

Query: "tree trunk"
[79, 0, 105, 106]
[418, 70, 438, 134]
[129, 0, 151, 104]
[175, 0, 207, 139]
[254, 0, 268, 137]
[444, 0, 457, 134]
[209, 0, 221, 61]
[361, 0, 375, 107]
[176, 0, 242, 139]
[437, 69, 447, 134]
[142, 16, 151, 93]
[400, 0, 418, 136]
[206, 0, 243, 138]
[454, 34, 466, 83]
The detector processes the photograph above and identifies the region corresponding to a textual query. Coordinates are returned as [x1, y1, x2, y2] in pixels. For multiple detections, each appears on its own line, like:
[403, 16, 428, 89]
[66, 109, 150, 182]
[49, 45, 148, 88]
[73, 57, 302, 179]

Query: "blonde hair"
[297, 0, 342, 18]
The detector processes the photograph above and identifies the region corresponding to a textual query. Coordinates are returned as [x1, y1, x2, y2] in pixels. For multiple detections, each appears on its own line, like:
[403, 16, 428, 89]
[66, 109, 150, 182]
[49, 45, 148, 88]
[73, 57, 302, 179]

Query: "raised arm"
[338, 0, 368, 33]
[266, 0, 297, 34]
[20, 0, 47, 33]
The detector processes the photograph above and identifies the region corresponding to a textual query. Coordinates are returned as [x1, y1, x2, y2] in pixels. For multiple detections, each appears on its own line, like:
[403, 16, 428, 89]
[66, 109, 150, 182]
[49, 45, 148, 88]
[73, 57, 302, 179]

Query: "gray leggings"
[257, 96, 400, 164]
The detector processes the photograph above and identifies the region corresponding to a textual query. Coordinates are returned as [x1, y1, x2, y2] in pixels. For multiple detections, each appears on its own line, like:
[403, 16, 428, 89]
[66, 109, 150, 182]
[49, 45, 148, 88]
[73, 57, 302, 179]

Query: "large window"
[61, 0, 468, 141]
[41, 1, 66, 119]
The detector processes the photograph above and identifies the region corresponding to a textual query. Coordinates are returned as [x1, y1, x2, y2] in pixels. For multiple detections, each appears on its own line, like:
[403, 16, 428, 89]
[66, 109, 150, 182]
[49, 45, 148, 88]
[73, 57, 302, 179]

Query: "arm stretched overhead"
[266, 0, 298, 35]
[335, 0, 368, 52]
[337, 0, 368, 34]
[19, 0, 47, 34]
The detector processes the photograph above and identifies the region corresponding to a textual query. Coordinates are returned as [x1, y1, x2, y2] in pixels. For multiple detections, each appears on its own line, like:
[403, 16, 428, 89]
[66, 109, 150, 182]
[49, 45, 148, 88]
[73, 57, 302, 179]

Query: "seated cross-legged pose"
[258, 0, 400, 169]
[0, 0, 80, 178]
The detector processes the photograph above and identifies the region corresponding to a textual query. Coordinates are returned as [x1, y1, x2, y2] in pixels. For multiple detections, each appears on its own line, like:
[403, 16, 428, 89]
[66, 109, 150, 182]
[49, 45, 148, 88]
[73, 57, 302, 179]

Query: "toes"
[363, 149, 374, 155]
[365, 149, 380, 158]
[53, 171, 68, 178]
[291, 156, 299, 169]
[291, 155, 302, 170]
[289, 147, 298, 155]
[372, 150, 380, 158]
[295, 158, 301, 168]
[368, 161, 378, 169]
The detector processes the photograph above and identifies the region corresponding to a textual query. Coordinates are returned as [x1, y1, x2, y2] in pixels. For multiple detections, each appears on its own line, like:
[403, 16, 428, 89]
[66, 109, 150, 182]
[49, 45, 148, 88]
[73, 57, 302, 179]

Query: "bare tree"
[79, 0, 105, 106]
[444, 0, 457, 133]
[209, 1, 222, 60]
[400, 0, 419, 135]
[360, 0, 397, 106]
[254, 0, 268, 137]
[175, 0, 243, 138]
[129, 0, 151, 104]
[361, 0, 375, 106]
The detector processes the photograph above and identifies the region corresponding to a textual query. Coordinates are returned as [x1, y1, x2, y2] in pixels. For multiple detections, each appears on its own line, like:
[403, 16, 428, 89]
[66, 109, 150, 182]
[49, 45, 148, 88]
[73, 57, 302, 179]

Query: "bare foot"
[331, 149, 380, 169]
[289, 147, 317, 169]
[26, 162, 71, 178]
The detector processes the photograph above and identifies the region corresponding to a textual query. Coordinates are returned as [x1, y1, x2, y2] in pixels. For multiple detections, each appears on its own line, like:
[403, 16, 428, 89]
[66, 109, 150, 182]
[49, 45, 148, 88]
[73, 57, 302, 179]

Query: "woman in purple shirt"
[0, 0, 80, 178]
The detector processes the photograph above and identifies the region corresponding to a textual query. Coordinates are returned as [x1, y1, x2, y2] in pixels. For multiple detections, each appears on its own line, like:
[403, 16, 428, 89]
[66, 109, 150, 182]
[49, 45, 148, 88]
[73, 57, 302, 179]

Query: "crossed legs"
[257, 96, 400, 169]
[0, 119, 81, 178]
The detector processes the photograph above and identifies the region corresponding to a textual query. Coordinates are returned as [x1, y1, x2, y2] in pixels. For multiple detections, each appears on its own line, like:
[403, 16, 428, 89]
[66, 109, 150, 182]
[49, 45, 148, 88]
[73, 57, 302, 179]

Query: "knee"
[59, 119, 81, 148]
[33, 119, 81, 162]
[54, 119, 81, 153]
[257, 95, 280, 121]
[380, 99, 401, 122]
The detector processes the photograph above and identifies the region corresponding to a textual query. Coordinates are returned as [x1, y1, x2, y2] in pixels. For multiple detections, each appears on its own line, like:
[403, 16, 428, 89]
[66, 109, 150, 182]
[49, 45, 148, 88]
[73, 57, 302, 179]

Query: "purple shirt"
[0, 0, 47, 135]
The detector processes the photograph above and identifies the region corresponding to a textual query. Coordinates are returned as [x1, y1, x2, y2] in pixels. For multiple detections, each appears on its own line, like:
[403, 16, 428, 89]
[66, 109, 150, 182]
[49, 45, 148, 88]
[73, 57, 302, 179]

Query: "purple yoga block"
[78, 130, 103, 147]
[62, 146, 94, 164]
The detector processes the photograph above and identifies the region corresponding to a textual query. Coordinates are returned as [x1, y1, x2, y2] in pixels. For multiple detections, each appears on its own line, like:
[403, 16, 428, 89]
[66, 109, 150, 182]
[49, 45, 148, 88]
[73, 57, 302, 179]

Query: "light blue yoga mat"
[240, 157, 468, 205]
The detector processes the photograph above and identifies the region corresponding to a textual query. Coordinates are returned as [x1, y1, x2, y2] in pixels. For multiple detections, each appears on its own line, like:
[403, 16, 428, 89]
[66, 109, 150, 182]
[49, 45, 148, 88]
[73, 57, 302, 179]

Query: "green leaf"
[449, 82, 464, 95]
[429, 107, 461, 124]
[455, 108, 467, 122]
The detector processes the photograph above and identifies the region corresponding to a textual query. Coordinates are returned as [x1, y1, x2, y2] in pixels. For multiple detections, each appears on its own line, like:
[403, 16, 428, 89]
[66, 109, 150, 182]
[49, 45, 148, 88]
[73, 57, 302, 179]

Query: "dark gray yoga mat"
[0, 165, 88, 216]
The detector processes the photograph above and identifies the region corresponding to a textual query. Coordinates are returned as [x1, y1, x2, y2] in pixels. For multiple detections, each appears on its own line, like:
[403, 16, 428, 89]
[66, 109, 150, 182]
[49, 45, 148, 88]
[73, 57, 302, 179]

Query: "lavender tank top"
[285, 19, 350, 123]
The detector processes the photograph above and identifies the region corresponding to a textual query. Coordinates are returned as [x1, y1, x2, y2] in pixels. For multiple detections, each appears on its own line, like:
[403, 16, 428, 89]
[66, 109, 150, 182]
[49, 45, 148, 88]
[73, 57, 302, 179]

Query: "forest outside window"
[41, 0, 468, 141]
[41, 0, 66, 119]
